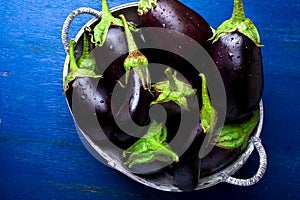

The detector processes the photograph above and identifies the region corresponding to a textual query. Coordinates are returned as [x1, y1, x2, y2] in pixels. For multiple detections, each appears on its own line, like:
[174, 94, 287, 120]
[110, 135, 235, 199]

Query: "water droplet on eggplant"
[78, 80, 84, 86]
[217, 51, 223, 58]
[139, 32, 145, 43]
[81, 84, 88, 90]
[81, 94, 87, 99]
[228, 52, 234, 61]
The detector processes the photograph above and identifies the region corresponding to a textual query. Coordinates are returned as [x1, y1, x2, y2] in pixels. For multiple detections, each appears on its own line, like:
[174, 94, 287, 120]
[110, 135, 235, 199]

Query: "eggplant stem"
[92, 0, 136, 46]
[231, 0, 245, 23]
[123, 121, 178, 168]
[101, 0, 111, 18]
[137, 0, 157, 15]
[165, 68, 178, 91]
[217, 109, 259, 150]
[69, 39, 78, 71]
[199, 73, 217, 134]
[121, 14, 150, 89]
[120, 14, 138, 53]
[209, 0, 261, 46]
[77, 27, 90, 67]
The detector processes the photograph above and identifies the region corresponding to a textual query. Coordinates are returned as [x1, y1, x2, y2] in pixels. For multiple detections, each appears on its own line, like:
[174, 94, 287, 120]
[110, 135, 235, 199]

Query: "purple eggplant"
[172, 73, 215, 192]
[138, 0, 212, 49]
[209, 0, 263, 121]
[173, 123, 204, 192]
[94, 14, 152, 149]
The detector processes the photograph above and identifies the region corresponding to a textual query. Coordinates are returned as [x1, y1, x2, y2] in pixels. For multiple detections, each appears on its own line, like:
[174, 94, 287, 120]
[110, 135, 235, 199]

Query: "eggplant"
[94, 13, 152, 149]
[138, 0, 213, 49]
[172, 73, 214, 192]
[209, 0, 263, 121]
[200, 146, 241, 177]
[121, 67, 199, 174]
[173, 123, 205, 192]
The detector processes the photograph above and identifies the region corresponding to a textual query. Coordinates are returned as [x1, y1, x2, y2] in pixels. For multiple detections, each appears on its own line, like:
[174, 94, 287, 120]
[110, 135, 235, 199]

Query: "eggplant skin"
[201, 147, 241, 177]
[210, 31, 263, 121]
[140, 0, 212, 49]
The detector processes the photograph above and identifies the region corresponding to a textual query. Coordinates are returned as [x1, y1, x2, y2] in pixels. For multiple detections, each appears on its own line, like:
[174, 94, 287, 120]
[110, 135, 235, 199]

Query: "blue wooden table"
[1, 0, 299, 199]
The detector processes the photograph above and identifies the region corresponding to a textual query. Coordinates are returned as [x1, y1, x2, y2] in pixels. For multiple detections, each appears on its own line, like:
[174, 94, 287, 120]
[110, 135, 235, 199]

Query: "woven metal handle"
[221, 136, 267, 186]
[61, 7, 101, 53]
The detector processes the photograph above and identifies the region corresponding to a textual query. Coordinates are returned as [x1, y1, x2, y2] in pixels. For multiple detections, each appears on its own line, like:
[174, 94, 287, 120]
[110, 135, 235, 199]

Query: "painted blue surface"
[0, 0, 299, 199]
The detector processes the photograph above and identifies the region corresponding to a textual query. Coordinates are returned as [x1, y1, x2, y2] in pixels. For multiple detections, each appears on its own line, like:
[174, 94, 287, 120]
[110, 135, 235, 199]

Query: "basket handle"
[61, 7, 101, 54]
[221, 136, 267, 186]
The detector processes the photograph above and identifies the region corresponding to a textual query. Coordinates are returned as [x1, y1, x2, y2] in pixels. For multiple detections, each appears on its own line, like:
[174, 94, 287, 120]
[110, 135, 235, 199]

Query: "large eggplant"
[139, 0, 213, 49]
[209, 0, 263, 121]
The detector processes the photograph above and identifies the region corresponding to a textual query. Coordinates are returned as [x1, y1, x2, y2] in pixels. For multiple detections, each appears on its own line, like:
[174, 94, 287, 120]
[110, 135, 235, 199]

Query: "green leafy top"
[122, 120, 179, 168]
[92, 0, 135, 46]
[63, 27, 102, 94]
[199, 74, 217, 133]
[209, 0, 262, 46]
[217, 109, 259, 150]
[151, 68, 196, 111]
[120, 14, 151, 90]
[137, 0, 157, 15]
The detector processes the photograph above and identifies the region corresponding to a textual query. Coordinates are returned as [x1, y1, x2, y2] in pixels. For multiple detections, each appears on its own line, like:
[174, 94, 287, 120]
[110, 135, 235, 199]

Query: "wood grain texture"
[0, 0, 300, 199]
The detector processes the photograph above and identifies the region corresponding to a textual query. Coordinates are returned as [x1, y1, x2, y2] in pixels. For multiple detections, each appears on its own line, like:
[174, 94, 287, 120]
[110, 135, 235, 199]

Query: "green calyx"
[199, 74, 217, 134]
[122, 120, 179, 168]
[120, 14, 151, 90]
[137, 0, 157, 15]
[151, 68, 196, 111]
[209, 0, 262, 46]
[92, 0, 136, 46]
[217, 109, 259, 150]
[63, 27, 102, 94]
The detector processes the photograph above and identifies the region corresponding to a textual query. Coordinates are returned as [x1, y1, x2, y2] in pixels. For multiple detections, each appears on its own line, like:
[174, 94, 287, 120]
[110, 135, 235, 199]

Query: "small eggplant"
[209, 0, 263, 121]
[94, 14, 152, 149]
[138, 0, 213, 49]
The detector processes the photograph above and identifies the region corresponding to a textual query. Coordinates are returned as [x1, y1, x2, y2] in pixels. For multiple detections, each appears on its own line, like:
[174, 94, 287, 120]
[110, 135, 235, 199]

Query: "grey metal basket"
[62, 2, 267, 192]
